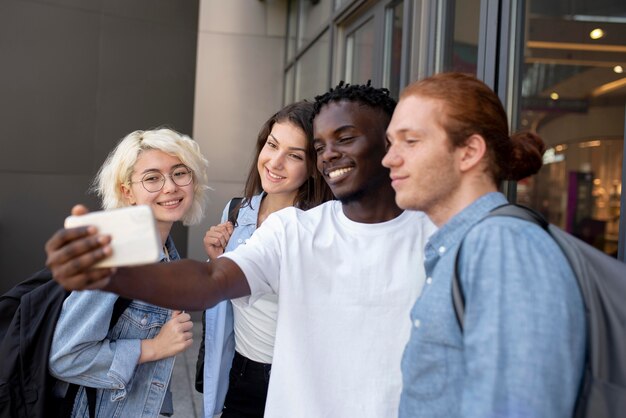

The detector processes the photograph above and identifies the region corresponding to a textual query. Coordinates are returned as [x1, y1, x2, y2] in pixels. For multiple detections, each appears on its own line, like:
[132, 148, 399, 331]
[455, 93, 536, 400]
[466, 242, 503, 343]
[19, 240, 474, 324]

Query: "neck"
[341, 183, 403, 224]
[427, 176, 498, 227]
[258, 192, 296, 226]
[157, 222, 173, 247]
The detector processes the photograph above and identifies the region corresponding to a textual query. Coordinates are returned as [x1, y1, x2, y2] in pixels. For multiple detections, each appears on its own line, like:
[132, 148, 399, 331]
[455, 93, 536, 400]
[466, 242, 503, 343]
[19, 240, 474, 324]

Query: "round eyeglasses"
[129, 167, 194, 193]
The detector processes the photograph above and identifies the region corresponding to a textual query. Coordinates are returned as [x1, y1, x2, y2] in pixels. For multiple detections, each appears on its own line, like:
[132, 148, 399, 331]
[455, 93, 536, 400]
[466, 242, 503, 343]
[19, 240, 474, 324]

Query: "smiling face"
[257, 121, 310, 200]
[121, 149, 194, 235]
[313, 100, 390, 203]
[383, 95, 462, 219]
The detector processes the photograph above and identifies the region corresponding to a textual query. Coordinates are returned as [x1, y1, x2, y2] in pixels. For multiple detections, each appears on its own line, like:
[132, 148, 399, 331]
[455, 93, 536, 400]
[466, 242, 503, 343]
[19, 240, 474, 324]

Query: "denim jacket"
[399, 193, 585, 417]
[202, 194, 262, 416]
[49, 236, 180, 418]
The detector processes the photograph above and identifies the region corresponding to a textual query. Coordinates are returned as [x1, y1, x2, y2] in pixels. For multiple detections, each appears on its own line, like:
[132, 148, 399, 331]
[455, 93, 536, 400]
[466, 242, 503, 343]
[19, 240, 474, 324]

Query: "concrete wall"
[188, 0, 287, 261]
[0, 0, 199, 292]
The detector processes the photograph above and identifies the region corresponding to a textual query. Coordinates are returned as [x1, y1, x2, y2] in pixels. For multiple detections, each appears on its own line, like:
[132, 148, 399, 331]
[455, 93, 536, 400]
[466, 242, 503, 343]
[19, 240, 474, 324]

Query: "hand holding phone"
[64, 205, 161, 268]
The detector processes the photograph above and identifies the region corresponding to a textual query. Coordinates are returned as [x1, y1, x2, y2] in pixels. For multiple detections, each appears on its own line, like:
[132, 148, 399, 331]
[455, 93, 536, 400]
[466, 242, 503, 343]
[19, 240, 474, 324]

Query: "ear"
[458, 134, 487, 173]
[120, 183, 136, 205]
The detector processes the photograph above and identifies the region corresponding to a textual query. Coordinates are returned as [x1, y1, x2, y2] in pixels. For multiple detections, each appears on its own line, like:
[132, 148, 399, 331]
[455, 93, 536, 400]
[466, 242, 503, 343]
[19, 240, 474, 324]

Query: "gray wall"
[0, 0, 199, 293]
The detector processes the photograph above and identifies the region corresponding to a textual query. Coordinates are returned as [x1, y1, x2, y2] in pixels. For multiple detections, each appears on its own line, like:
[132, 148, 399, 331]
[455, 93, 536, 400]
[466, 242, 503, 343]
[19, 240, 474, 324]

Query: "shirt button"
[413, 319, 421, 328]
[426, 277, 433, 285]
[140, 317, 148, 325]
[438, 246, 446, 254]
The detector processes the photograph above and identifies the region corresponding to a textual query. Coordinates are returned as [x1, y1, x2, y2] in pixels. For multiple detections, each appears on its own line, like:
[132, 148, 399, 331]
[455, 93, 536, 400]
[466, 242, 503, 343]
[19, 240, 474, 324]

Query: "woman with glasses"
[48, 128, 210, 417]
[200, 101, 333, 418]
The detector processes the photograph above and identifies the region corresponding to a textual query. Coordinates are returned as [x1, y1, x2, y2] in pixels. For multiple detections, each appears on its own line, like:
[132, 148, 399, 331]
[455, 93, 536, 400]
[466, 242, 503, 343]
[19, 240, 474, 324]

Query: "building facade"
[190, 0, 626, 262]
[1, 0, 624, 291]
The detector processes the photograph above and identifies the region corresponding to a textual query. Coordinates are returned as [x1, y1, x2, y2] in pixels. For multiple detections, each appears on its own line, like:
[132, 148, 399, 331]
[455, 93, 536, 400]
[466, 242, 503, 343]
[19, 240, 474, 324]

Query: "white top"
[232, 293, 277, 363]
[224, 201, 437, 418]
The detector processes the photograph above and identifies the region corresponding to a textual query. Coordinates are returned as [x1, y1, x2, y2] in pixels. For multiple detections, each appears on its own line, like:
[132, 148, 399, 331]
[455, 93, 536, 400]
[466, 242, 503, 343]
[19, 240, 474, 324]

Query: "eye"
[338, 136, 353, 143]
[143, 173, 163, 183]
[289, 153, 304, 161]
[172, 169, 188, 178]
[314, 145, 324, 154]
[266, 140, 278, 149]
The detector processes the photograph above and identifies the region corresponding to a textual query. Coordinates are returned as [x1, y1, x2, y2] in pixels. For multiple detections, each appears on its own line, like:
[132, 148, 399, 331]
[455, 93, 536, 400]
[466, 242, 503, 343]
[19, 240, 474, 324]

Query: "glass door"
[514, 0, 626, 257]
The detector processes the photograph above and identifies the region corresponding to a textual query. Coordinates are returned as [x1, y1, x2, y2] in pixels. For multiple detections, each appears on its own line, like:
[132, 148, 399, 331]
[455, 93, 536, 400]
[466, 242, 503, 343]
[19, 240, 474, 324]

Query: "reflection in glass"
[516, 0, 626, 256]
[299, 0, 332, 49]
[295, 30, 330, 101]
[345, 17, 375, 85]
[444, 0, 479, 74]
[287, 0, 298, 62]
[383, 1, 404, 99]
[284, 66, 295, 104]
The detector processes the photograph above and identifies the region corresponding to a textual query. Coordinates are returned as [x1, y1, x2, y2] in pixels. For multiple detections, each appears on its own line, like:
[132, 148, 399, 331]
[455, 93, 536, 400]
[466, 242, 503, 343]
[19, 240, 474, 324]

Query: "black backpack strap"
[227, 197, 244, 226]
[451, 204, 548, 331]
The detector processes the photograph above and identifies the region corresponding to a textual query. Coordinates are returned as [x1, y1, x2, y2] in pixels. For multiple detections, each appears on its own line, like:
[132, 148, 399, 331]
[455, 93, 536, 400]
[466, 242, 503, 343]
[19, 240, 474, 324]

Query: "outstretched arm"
[45, 205, 251, 307]
[105, 258, 250, 311]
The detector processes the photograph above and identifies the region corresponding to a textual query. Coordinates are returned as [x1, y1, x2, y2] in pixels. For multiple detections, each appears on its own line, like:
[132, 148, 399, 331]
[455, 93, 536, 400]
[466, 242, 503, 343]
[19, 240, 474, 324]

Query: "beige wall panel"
[193, 32, 284, 182]
[199, 0, 267, 35]
[191, 0, 287, 259]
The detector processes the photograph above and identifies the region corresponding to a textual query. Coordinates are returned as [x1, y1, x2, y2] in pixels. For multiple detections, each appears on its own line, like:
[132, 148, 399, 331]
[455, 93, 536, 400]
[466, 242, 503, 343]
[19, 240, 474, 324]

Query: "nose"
[268, 152, 286, 169]
[382, 144, 399, 168]
[320, 143, 340, 163]
[161, 175, 179, 192]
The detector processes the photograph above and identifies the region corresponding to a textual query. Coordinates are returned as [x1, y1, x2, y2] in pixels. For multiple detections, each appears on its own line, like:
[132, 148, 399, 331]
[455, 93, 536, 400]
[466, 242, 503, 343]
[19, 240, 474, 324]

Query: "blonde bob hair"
[92, 128, 210, 225]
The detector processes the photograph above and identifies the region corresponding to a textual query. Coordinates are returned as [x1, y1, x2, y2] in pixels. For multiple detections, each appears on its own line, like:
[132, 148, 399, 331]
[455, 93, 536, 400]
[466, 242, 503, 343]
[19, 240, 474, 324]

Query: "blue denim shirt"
[202, 194, 262, 416]
[49, 236, 180, 418]
[399, 192, 586, 418]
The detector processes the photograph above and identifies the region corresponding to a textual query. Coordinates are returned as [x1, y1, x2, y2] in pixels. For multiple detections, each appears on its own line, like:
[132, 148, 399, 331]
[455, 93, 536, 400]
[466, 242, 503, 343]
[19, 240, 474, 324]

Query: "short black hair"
[312, 80, 397, 120]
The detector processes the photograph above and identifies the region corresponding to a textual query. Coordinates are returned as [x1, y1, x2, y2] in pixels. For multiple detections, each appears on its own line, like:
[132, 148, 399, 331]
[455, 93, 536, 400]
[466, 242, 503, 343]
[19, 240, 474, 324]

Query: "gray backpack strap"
[451, 204, 548, 330]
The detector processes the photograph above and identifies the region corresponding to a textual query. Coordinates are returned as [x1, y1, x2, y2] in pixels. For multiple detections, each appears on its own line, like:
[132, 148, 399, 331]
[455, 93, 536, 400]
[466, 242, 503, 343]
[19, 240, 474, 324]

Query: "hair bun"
[506, 131, 546, 181]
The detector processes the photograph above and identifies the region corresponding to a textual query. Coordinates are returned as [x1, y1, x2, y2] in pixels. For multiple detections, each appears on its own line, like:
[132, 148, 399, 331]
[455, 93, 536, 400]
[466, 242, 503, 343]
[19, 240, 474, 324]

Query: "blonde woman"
[48, 128, 210, 417]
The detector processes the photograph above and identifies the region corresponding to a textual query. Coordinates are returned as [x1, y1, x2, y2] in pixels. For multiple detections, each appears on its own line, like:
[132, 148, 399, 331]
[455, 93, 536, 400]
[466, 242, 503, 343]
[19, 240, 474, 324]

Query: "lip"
[389, 174, 408, 188]
[264, 167, 286, 183]
[324, 165, 354, 180]
[157, 198, 183, 208]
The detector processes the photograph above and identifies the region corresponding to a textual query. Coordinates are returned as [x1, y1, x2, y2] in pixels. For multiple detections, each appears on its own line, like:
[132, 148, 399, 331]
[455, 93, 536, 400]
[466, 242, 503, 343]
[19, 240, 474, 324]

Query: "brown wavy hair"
[240, 101, 334, 212]
[401, 72, 546, 183]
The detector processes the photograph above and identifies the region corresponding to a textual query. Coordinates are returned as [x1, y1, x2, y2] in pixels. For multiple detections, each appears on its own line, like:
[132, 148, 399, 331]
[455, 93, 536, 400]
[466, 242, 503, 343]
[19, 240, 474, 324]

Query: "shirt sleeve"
[221, 212, 284, 305]
[458, 217, 586, 417]
[49, 290, 141, 395]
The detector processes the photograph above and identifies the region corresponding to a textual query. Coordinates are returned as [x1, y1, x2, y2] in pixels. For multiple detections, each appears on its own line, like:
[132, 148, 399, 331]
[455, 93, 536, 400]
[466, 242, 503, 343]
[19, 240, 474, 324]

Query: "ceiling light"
[614, 65, 624, 74]
[550, 92, 559, 100]
[589, 28, 605, 40]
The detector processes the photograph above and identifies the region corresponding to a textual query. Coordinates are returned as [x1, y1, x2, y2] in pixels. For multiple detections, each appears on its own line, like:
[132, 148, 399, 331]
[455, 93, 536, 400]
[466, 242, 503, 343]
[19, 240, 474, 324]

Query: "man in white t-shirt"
[46, 82, 436, 417]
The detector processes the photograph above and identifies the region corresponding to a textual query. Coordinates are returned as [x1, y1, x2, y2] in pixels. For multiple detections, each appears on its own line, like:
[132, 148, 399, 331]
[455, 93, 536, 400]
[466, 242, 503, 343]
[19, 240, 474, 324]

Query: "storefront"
[282, 0, 625, 259]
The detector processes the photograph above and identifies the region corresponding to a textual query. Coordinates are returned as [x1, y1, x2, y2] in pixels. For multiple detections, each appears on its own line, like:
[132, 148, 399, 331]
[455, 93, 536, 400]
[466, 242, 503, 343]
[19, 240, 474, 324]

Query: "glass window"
[383, 1, 404, 99]
[299, 0, 332, 49]
[345, 17, 375, 84]
[515, 0, 626, 256]
[287, 0, 299, 62]
[443, 0, 480, 74]
[295, 30, 330, 101]
[284, 65, 295, 104]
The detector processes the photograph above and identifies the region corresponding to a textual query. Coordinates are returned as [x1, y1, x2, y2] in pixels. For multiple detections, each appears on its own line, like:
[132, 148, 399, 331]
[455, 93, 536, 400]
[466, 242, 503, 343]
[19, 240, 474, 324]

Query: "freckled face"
[257, 121, 309, 199]
[383, 95, 461, 214]
[121, 149, 194, 229]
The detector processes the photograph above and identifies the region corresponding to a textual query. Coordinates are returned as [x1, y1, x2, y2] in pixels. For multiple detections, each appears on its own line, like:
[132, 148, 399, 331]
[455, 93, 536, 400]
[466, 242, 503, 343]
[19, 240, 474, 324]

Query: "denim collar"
[160, 235, 180, 262]
[237, 193, 264, 226]
[426, 192, 508, 255]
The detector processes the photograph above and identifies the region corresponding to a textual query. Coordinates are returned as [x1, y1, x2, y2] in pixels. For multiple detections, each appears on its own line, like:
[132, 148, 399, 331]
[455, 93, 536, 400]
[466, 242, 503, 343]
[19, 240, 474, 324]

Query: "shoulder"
[465, 215, 553, 251]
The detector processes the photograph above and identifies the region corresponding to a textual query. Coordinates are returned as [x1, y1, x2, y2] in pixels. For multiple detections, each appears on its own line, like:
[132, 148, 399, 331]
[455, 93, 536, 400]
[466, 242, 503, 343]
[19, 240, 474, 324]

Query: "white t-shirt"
[224, 201, 436, 418]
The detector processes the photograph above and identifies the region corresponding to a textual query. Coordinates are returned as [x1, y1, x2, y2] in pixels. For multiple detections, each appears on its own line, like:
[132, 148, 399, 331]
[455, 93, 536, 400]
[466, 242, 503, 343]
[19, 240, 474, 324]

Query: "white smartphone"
[64, 205, 161, 268]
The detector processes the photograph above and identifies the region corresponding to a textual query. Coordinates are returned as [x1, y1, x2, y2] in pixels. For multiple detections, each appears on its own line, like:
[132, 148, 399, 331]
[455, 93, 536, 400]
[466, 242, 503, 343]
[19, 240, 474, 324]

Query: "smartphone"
[64, 205, 161, 268]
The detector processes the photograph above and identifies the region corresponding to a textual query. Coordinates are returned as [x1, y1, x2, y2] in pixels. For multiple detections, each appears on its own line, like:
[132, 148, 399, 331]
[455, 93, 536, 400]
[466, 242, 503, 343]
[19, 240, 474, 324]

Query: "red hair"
[401, 72, 545, 183]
